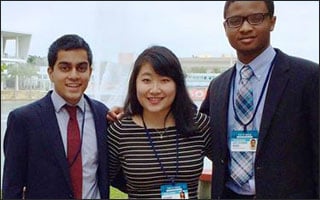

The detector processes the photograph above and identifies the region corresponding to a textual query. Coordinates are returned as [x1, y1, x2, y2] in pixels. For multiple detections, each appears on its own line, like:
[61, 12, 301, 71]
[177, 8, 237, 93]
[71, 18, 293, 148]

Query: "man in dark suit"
[2, 34, 124, 199]
[200, 1, 319, 199]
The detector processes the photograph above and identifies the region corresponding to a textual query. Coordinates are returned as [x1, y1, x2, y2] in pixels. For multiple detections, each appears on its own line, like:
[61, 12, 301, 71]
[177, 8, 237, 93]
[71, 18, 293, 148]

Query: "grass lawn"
[110, 186, 128, 199]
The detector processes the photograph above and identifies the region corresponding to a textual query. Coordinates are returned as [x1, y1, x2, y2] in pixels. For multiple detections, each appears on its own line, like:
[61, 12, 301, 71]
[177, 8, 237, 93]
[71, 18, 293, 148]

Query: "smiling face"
[136, 62, 176, 118]
[224, 1, 276, 63]
[47, 49, 92, 105]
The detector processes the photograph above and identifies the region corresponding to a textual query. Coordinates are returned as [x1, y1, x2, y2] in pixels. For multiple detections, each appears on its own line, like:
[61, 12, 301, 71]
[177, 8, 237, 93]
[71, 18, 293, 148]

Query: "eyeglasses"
[225, 13, 270, 28]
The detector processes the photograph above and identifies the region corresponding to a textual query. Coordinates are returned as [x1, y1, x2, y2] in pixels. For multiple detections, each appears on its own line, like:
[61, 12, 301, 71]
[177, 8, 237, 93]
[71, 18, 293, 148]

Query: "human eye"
[141, 78, 151, 83]
[58, 63, 71, 72]
[77, 63, 89, 73]
[161, 77, 171, 83]
[227, 16, 242, 27]
[248, 13, 264, 24]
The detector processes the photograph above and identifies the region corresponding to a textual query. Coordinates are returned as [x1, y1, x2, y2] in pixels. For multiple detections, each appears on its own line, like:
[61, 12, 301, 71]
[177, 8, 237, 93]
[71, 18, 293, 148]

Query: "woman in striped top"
[107, 45, 213, 199]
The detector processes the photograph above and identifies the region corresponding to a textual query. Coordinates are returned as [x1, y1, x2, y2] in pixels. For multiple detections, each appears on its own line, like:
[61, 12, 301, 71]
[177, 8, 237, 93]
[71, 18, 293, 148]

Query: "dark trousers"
[222, 187, 256, 199]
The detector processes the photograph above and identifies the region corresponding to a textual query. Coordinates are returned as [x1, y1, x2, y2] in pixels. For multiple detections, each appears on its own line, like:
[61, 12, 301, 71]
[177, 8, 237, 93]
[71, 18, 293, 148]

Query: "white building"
[1, 30, 32, 64]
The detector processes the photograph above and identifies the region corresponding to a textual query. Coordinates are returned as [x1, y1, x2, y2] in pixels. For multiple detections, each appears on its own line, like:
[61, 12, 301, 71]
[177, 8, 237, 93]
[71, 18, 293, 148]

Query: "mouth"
[147, 97, 164, 104]
[239, 36, 255, 43]
[66, 83, 81, 90]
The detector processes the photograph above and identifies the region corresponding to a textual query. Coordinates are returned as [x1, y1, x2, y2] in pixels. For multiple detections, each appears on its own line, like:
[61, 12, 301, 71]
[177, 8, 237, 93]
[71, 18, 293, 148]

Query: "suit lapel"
[213, 67, 235, 156]
[256, 51, 290, 156]
[84, 96, 106, 159]
[39, 93, 73, 190]
[85, 96, 108, 196]
[222, 71, 234, 148]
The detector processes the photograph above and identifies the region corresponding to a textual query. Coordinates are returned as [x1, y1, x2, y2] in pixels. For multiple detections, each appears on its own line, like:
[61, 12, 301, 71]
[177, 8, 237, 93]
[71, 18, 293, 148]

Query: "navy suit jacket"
[2, 91, 111, 199]
[200, 49, 319, 199]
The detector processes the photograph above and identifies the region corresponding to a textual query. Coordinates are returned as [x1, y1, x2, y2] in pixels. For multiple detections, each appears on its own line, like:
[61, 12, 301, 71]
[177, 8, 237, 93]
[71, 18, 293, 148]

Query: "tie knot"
[240, 65, 254, 81]
[65, 105, 78, 119]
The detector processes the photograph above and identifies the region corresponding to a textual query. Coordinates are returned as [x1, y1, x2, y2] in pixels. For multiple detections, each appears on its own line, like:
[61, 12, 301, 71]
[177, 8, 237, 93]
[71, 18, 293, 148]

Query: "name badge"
[160, 182, 188, 199]
[231, 130, 258, 152]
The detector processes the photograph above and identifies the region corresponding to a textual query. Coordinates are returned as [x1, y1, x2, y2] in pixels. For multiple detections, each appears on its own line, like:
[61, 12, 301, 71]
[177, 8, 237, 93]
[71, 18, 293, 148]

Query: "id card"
[231, 130, 258, 152]
[160, 182, 188, 199]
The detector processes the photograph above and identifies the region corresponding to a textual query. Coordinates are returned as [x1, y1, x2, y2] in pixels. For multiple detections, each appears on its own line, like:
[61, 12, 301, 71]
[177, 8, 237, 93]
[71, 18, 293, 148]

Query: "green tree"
[27, 55, 47, 65]
[1, 63, 7, 72]
[6, 62, 38, 90]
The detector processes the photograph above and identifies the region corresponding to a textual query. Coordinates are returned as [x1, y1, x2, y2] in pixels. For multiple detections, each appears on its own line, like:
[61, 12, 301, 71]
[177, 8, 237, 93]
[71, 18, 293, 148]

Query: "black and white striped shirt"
[108, 112, 213, 199]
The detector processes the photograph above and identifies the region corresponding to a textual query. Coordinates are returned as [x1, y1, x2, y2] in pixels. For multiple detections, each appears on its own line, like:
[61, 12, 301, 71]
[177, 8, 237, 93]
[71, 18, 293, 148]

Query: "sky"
[1, 1, 319, 64]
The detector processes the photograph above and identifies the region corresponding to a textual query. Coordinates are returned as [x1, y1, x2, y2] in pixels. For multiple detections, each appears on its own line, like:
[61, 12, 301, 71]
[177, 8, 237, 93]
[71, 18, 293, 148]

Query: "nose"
[68, 67, 80, 79]
[239, 19, 253, 32]
[150, 82, 161, 94]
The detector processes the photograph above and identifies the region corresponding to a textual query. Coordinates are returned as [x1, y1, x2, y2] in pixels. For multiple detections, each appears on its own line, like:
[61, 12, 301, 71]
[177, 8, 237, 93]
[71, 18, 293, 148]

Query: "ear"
[223, 21, 227, 31]
[270, 16, 276, 31]
[47, 66, 54, 82]
[89, 66, 93, 76]
[223, 22, 229, 36]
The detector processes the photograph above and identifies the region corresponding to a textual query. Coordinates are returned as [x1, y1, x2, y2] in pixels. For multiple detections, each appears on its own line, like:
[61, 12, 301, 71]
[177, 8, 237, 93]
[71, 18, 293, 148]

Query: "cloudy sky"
[1, 1, 319, 63]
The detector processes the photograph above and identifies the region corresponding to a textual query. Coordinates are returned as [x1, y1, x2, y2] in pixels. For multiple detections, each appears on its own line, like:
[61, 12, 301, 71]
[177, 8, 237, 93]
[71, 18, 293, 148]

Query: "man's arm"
[106, 106, 124, 122]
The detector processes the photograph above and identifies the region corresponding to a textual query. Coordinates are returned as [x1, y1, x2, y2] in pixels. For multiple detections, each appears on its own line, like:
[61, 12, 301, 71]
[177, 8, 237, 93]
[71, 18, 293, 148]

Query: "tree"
[1, 63, 8, 89]
[1, 63, 7, 72]
[5, 62, 38, 90]
[27, 55, 47, 65]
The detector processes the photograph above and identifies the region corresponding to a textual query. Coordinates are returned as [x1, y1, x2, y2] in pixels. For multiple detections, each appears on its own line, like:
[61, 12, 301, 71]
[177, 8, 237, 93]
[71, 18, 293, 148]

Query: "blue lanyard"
[141, 115, 179, 185]
[232, 54, 277, 131]
[69, 103, 86, 167]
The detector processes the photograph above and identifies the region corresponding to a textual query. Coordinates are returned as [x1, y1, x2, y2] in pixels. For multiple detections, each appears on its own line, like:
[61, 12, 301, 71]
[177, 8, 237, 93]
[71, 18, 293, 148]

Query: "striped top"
[108, 112, 213, 199]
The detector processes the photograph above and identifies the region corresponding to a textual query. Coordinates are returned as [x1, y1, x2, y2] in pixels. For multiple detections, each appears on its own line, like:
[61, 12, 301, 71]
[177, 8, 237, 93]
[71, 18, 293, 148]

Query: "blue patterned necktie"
[230, 65, 254, 186]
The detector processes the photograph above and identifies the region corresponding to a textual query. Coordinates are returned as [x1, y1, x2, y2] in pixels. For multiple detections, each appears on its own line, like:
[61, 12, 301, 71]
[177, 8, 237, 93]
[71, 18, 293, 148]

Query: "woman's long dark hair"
[123, 45, 197, 136]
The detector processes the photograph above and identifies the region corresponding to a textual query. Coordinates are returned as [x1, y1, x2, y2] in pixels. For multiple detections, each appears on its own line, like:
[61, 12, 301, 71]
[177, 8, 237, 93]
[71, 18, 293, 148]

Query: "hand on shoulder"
[106, 106, 124, 122]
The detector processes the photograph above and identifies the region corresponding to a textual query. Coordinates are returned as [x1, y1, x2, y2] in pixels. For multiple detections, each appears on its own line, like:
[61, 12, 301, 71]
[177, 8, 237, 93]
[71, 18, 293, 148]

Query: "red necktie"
[65, 105, 83, 199]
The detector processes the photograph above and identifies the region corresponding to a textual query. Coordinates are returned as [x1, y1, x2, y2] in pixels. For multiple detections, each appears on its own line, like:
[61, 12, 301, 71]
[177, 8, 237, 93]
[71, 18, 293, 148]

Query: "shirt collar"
[236, 46, 276, 81]
[51, 89, 85, 113]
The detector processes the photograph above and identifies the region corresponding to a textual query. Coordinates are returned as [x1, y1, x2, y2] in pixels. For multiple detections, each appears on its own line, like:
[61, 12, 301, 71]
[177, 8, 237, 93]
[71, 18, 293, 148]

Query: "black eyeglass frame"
[224, 13, 271, 28]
